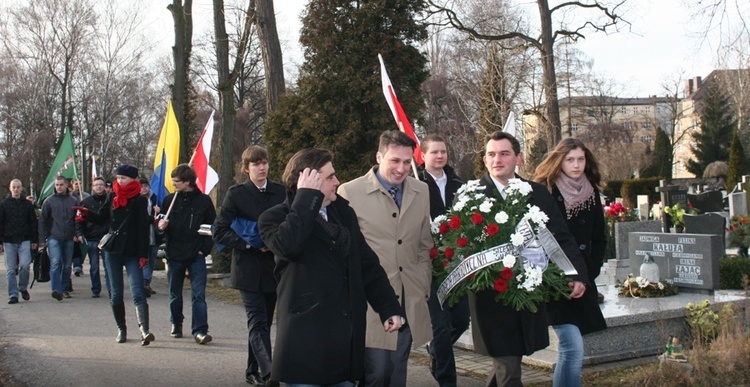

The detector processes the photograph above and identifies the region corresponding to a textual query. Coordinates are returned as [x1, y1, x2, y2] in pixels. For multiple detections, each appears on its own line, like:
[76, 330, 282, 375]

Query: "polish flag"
[91, 155, 97, 182]
[191, 110, 219, 194]
[378, 54, 423, 165]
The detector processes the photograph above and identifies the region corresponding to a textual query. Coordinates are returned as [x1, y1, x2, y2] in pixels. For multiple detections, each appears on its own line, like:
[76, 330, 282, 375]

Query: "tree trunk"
[169, 0, 193, 164]
[213, 0, 235, 204]
[255, 0, 285, 113]
[537, 0, 562, 146]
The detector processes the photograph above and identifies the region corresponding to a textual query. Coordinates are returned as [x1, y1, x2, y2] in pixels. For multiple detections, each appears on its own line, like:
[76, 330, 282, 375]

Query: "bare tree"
[168, 0, 195, 163]
[255, 0, 285, 112]
[428, 0, 627, 147]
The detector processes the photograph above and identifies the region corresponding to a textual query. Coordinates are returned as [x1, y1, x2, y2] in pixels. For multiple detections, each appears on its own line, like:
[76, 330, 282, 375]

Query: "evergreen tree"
[264, 0, 428, 182]
[727, 129, 749, 190]
[687, 82, 736, 177]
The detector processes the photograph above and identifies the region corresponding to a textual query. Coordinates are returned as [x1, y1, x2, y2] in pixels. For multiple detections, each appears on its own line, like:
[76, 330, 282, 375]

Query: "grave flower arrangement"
[663, 203, 698, 228]
[616, 274, 678, 298]
[727, 215, 750, 257]
[430, 179, 571, 313]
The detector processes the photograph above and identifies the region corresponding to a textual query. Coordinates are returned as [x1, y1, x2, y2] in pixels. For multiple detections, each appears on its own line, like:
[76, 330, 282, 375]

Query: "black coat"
[469, 174, 590, 356]
[546, 186, 607, 335]
[76, 193, 110, 240]
[0, 196, 38, 244]
[258, 189, 401, 384]
[108, 195, 149, 258]
[213, 181, 285, 292]
[416, 164, 465, 219]
[161, 189, 216, 262]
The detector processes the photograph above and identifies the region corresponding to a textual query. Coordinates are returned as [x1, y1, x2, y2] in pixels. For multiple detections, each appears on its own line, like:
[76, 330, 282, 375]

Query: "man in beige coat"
[338, 130, 433, 387]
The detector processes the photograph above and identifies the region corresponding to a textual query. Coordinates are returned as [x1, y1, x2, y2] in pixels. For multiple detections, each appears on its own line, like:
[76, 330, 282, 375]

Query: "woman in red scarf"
[533, 139, 607, 387]
[105, 164, 154, 346]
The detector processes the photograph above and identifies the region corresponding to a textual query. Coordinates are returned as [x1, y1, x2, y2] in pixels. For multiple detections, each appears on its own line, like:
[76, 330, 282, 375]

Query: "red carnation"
[429, 247, 438, 260]
[449, 216, 461, 230]
[471, 212, 484, 225]
[457, 237, 469, 247]
[442, 260, 449, 269]
[486, 223, 499, 236]
[500, 267, 513, 280]
[439, 222, 450, 235]
[444, 247, 454, 260]
[493, 278, 508, 293]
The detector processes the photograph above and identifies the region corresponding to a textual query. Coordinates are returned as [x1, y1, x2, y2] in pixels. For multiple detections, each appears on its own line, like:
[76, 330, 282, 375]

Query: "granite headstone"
[629, 232, 722, 291]
[684, 213, 727, 248]
[688, 191, 724, 213]
[615, 220, 663, 261]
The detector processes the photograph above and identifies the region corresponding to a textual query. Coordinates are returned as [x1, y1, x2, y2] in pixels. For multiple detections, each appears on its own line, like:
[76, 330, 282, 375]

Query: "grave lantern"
[640, 253, 660, 283]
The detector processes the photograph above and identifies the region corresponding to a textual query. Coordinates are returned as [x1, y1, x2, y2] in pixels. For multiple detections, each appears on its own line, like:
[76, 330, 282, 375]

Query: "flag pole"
[398, 122, 419, 177]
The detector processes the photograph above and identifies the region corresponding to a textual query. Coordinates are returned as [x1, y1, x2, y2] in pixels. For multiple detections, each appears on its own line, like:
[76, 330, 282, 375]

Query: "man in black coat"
[213, 146, 285, 386]
[258, 148, 403, 386]
[417, 135, 469, 387]
[157, 164, 216, 345]
[472, 132, 589, 387]
[75, 177, 111, 298]
[0, 179, 38, 304]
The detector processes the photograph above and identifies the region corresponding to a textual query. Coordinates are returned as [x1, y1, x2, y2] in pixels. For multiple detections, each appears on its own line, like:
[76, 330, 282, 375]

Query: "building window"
[624, 122, 633, 130]
[645, 106, 651, 113]
[571, 124, 579, 132]
[621, 106, 627, 114]
[642, 122, 652, 129]
[633, 107, 639, 113]
[641, 135, 652, 143]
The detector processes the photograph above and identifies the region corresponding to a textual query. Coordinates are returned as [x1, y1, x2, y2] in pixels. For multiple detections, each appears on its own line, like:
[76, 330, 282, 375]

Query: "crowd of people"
[1, 129, 608, 387]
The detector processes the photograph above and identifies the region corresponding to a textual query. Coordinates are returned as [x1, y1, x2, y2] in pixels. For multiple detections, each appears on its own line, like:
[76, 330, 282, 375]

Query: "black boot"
[112, 304, 127, 343]
[135, 303, 155, 346]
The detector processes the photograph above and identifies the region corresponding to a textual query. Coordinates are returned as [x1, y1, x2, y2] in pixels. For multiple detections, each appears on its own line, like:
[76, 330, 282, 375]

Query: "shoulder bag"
[98, 211, 131, 251]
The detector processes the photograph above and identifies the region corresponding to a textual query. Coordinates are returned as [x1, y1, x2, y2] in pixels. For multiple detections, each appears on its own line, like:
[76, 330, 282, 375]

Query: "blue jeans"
[105, 253, 146, 306]
[426, 278, 470, 386]
[553, 324, 583, 387]
[167, 255, 208, 335]
[87, 241, 111, 296]
[287, 383, 355, 387]
[72, 241, 83, 272]
[142, 245, 158, 283]
[47, 237, 73, 293]
[240, 290, 276, 378]
[4, 241, 31, 297]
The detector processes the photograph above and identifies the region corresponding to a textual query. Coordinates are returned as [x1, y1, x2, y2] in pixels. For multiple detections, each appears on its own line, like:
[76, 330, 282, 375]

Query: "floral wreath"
[431, 179, 572, 313]
[616, 274, 678, 298]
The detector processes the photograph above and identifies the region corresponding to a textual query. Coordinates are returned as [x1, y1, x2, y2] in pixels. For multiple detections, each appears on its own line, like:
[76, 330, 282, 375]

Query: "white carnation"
[510, 232, 525, 246]
[507, 178, 533, 196]
[479, 200, 493, 213]
[502, 254, 516, 268]
[453, 197, 468, 211]
[494, 211, 509, 224]
[430, 215, 447, 234]
[525, 206, 549, 226]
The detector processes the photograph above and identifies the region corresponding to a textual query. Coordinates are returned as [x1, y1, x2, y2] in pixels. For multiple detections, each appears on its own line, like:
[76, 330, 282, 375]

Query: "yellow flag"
[150, 100, 181, 203]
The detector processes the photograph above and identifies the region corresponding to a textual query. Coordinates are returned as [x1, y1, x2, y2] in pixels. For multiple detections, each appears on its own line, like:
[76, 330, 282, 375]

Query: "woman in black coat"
[258, 149, 402, 386]
[534, 138, 607, 387]
[212, 146, 286, 385]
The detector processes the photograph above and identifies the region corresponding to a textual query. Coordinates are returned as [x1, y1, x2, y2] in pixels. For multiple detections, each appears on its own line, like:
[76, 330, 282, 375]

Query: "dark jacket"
[416, 163, 465, 219]
[161, 189, 216, 262]
[546, 186, 607, 335]
[76, 192, 110, 241]
[0, 196, 38, 244]
[39, 193, 79, 242]
[258, 189, 401, 384]
[107, 195, 150, 258]
[213, 181, 285, 292]
[469, 174, 589, 357]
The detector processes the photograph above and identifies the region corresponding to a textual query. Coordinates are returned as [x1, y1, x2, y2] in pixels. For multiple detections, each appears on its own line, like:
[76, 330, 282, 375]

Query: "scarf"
[112, 180, 142, 209]
[555, 173, 595, 219]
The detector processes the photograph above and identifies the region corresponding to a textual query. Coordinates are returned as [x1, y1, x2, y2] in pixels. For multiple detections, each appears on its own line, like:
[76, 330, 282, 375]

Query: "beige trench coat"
[338, 167, 433, 350]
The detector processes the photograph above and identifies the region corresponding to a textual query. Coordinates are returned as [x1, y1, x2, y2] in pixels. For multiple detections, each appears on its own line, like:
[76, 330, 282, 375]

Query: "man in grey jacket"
[39, 176, 81, 301]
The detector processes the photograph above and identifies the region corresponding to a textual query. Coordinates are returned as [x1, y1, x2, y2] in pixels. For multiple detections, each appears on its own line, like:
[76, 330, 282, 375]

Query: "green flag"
[39, 129, 78, 202]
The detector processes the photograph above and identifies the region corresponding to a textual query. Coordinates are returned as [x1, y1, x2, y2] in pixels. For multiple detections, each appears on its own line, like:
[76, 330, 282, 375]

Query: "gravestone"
[728, 192, 748, 217]
[615, 220, 663, 261]
[656, 180, 688, 231]
[688, 190, 724, 213]
[629, 232, 722, 292]
[637, 195, 650, 220]
[684, 213, 727, 248]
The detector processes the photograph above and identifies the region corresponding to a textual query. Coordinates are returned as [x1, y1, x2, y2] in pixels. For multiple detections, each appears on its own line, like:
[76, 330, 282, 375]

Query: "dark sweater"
[0, 196, 38, 244]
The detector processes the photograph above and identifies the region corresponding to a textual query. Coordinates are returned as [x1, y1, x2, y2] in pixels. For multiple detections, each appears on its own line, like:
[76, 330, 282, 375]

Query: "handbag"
[32, 247, 51, 286]
[99, 211, 131, 252]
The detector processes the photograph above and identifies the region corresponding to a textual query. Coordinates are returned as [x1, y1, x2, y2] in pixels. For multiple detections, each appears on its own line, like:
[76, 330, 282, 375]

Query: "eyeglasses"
[171, 179, 184, 184]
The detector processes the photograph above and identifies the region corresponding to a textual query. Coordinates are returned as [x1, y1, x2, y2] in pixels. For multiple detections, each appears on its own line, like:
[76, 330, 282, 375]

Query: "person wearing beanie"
[157, 164, 216, 345]
[78, 164, 154, 345]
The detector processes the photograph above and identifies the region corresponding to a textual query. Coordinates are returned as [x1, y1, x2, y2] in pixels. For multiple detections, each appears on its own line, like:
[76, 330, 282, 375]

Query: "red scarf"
[112, 180, 142, 209]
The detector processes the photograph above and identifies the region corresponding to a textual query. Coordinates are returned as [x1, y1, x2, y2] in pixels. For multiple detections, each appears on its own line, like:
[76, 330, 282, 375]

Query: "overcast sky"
[147, 0, 728, 97]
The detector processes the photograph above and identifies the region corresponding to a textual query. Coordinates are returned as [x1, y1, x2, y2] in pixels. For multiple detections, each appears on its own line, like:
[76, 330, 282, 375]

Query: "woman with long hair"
[88, 164, 154, 345]
[533, 138, 607, 387]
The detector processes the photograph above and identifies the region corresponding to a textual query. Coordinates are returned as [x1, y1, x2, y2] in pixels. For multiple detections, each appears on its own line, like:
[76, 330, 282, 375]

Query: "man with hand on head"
[259, 148, 402, 386]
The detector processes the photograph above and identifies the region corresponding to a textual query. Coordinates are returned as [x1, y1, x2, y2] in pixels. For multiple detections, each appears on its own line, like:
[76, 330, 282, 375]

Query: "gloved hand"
[73, 206, 90, 222]
[139, 257, 149, 269]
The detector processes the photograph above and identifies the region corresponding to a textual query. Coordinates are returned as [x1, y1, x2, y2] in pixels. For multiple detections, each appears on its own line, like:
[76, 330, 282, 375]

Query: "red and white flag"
[378, 53, 423, 165]
[191, 110, 219, 194]
[91, 155, 97, 182]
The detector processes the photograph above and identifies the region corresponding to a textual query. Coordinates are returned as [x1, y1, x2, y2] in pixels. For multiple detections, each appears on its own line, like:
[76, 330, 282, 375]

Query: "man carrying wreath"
[474, 131, 589, 387]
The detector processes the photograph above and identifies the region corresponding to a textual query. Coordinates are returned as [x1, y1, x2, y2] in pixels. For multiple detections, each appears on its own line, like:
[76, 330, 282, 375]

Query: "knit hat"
[115, 164, 139, 179]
